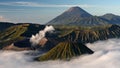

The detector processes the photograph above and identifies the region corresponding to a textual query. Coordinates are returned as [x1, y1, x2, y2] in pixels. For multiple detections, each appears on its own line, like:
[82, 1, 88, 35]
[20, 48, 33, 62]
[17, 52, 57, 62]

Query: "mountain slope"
[101, 13, 120, 24]
[58, 25, 120, 43]
[0, 22, 14, 31]
[0, 24, 45, 49]
[0, 24, 27, 49]
[47, 6, 109, 26]
[35, 41, 93, 61]
[69, 16, 109, 26]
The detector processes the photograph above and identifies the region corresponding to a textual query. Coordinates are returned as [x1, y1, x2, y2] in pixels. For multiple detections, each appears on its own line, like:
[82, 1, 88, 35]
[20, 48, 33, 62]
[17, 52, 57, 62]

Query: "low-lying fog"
[0, 39, 120, 68]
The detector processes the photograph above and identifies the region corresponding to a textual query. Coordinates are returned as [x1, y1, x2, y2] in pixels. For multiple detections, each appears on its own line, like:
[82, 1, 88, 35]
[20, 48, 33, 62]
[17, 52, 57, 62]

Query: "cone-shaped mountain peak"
[47, 6, 109, 26]
[63, 6, 92, 18]
[65, 6, 92, 17]
[67, 6, 82, 12]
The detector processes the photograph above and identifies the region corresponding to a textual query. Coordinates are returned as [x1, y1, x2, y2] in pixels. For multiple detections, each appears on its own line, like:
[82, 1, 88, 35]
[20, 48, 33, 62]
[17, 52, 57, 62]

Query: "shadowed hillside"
[0, 24, 45, 49]
[57, 25, 120, 43]
[0, 22, 14, 31]
[101, 13, 120, 24]
[35, 41, 93, 61]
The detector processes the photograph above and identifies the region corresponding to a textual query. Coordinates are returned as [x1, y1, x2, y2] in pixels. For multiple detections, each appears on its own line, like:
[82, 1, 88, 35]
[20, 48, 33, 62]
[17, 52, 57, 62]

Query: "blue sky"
[0, 0, 120, 24]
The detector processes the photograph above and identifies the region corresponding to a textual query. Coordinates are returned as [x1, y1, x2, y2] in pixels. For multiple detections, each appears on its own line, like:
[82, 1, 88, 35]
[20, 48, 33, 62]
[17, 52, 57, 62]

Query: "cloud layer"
[0, 39, 120, 68]
[0, 2, 94, 8]
[0, 16, 10, 22]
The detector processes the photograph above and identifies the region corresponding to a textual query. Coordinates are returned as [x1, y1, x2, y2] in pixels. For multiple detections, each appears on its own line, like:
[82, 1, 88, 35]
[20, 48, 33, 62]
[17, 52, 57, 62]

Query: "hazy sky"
[0, 0, 120, 24]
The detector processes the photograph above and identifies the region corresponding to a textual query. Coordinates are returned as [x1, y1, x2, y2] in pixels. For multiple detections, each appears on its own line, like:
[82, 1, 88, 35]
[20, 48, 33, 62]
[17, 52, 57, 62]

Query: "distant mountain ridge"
[47, 6, 120, 26]
[0, 22, 15, 31]
[101, 13, 120, 24]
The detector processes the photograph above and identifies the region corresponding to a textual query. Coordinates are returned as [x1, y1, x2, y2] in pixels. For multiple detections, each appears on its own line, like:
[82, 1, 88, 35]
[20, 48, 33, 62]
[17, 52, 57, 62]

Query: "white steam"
[30, 25, 54, 45]
[0, 39, 120, 68]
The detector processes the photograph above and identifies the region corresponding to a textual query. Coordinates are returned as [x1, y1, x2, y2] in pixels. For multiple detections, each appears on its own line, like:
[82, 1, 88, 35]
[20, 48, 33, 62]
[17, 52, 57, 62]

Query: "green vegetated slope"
[35, 24, 120, 61]
[0, 24, 45, 49]
[35, 41, 93, 61]
[1, 22, 120, 61]
[0, 24, 27, 48]
[56, 25, 120, 43]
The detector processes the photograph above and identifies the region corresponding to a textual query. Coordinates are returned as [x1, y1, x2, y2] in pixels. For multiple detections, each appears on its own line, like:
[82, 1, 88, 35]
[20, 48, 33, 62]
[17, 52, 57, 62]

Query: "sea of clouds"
[0, 39, 120, 68]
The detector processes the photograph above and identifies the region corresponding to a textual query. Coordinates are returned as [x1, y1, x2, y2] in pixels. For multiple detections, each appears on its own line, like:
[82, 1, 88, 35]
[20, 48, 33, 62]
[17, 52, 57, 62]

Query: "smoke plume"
[30, 25, 55, 46]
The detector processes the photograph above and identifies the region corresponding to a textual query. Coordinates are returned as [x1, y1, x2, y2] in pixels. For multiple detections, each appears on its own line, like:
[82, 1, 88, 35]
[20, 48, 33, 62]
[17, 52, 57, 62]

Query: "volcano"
[35, 41, 93, 61]
[47, 6, 109, 26]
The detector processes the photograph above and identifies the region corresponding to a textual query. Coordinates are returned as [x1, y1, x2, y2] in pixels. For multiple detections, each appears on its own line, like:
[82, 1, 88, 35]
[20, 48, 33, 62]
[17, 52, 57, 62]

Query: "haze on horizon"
[0, 0, 120, 24]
